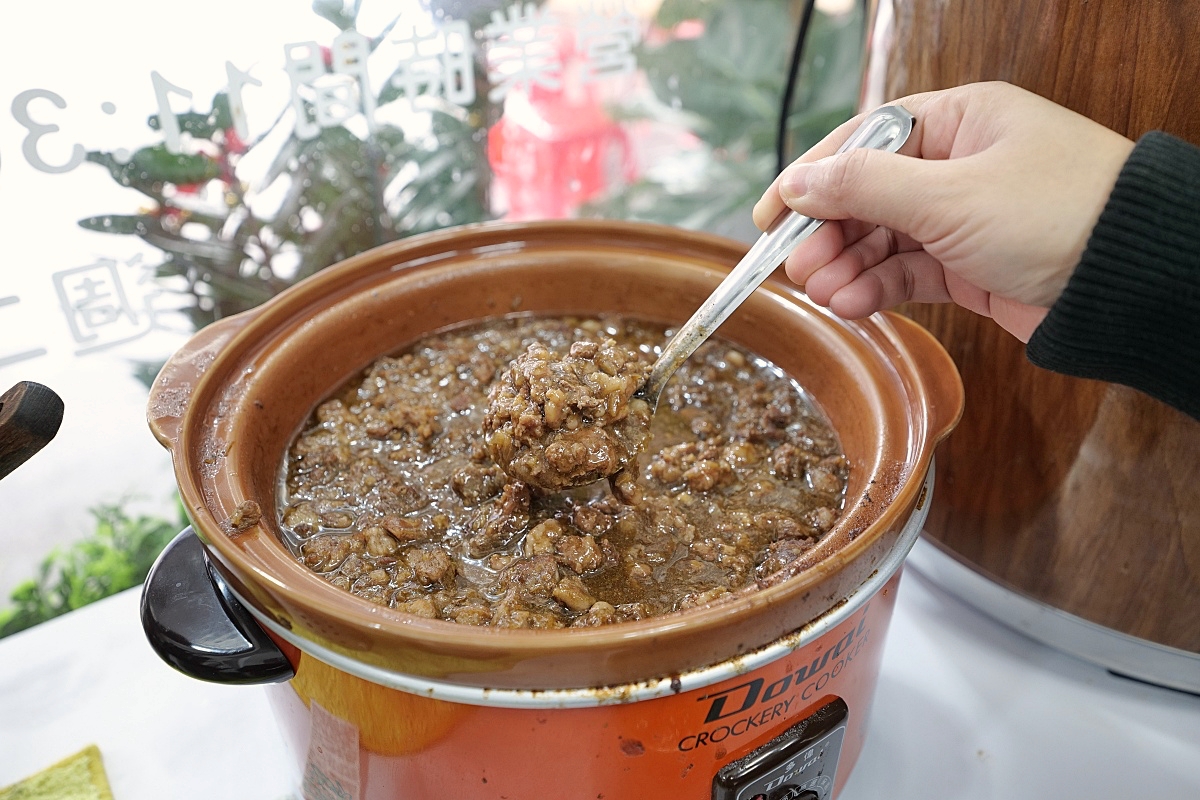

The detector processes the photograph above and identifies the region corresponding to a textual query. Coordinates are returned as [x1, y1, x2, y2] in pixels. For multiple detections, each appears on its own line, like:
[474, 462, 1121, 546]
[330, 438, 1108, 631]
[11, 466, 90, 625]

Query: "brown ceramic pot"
[146, 220, 962, 691]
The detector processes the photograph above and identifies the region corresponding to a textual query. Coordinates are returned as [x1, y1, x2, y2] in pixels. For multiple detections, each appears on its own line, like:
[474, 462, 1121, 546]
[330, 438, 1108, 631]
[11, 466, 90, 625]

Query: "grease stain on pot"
[149, 384, 191, 419]
[617, 737, 645, 756]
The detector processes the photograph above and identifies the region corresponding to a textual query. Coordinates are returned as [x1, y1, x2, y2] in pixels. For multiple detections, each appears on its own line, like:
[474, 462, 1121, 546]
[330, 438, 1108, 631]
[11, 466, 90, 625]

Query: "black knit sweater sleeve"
[1026, 131, 1200, 420]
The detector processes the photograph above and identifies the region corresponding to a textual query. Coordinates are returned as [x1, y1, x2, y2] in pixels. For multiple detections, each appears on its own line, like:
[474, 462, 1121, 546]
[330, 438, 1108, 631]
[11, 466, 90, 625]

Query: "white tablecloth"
[2, 568, 1198, 799]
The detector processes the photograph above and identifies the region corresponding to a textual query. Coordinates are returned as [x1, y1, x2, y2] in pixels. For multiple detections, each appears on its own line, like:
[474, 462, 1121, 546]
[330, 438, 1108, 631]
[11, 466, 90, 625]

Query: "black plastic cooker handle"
[141, 527, 295, 684]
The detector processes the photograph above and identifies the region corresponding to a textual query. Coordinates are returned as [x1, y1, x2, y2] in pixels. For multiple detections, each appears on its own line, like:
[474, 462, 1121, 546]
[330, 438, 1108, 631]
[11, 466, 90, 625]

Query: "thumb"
[778, 148, 947, 242]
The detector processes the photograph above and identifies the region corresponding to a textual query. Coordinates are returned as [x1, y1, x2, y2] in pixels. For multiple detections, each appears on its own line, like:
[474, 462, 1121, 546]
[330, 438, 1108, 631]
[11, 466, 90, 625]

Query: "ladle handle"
[0, 381, 64, 481]
[641, 105, 915, 404]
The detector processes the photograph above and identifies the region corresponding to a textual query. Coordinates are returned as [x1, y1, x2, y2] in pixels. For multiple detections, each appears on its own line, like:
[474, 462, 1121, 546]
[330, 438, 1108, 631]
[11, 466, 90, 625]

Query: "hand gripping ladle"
[636, 105, 915, 411]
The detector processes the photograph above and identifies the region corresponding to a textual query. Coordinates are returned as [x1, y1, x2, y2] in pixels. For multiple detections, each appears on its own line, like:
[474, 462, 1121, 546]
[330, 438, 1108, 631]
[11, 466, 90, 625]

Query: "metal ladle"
[636, 105, 915, 411]
[490, 106, 914, 493]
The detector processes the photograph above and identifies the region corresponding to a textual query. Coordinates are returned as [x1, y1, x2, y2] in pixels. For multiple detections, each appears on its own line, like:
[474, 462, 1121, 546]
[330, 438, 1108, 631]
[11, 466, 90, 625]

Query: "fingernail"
[779, 164, 811, 199]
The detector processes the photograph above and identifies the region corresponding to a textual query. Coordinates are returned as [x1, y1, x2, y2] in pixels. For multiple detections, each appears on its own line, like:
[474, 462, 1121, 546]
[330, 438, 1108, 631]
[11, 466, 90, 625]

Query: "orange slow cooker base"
[263, 573, 901, 800]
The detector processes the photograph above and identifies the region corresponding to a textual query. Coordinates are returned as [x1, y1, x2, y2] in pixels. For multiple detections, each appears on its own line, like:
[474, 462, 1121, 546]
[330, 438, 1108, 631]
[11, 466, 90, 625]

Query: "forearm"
[1026, 131, 1200, 420]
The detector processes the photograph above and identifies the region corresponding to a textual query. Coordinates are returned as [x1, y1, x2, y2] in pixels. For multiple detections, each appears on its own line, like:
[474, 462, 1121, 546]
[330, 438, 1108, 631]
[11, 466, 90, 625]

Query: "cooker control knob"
[769, 789, 818, 800]
[711, 697, 848, 800]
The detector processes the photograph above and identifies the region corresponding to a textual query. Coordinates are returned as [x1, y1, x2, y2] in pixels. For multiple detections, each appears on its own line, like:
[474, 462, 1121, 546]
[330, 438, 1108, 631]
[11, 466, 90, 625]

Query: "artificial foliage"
[586, 0, 864, 233]
[78, 1, 492, 334]
[0, 502, 186, 638]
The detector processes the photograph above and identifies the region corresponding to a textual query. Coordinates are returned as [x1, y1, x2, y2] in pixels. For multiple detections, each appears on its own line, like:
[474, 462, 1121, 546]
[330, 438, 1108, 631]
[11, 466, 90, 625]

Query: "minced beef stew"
[279, 316, 847, 628]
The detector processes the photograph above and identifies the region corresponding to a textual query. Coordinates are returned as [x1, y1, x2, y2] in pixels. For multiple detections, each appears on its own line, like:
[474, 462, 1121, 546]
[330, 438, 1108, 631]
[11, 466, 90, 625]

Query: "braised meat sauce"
[280, 316, 847, 628]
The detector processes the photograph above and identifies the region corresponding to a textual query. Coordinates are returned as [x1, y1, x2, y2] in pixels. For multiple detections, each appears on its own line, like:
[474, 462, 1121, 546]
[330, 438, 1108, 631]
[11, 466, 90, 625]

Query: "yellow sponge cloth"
[0, 746, 114, 800]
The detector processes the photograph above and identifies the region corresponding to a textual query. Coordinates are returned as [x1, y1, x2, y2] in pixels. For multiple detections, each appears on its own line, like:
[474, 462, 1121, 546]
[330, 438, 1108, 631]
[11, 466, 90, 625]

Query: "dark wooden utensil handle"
[0, 381, 65, 481]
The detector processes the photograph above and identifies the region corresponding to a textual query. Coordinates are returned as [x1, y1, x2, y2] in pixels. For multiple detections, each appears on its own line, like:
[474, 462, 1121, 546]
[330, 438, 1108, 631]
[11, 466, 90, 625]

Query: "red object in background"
[488, 80, 637, 220]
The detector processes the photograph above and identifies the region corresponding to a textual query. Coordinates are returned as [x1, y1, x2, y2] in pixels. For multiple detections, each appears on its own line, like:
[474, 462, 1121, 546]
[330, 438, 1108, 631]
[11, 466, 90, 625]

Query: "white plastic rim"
[234, 468, 934, 709]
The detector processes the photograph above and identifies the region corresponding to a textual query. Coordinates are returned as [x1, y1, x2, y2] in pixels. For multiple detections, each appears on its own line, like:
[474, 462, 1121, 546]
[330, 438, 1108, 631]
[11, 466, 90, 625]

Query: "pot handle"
[141, 527, 295, 684]
[147, 310, 258, 449]
[881, 312, 965, 444]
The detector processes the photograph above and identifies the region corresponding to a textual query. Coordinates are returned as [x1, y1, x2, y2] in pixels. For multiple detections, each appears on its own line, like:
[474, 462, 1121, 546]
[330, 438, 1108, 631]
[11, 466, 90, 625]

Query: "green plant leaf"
[87, 146, 220, 192]
[590, 1, 861, 233]
[130, 145, 222, 185]
[312, 0, 357, 30]
[139, 226, 239, 262]
[77, 214, 152, 235]
[209, 92, 234, 131]
[148, 110, 220, 141]
[131, 359, 168, 390]
[656, 0, 718, 27]
[641, 0, 797, 151]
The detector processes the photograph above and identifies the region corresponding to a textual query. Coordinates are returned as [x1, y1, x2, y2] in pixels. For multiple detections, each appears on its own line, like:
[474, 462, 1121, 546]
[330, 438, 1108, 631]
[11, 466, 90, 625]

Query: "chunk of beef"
[451, 464, 507, 506]
[555, 534, 605, 574]
[404, 546, 456, 587]
[466, 482, 531, 557]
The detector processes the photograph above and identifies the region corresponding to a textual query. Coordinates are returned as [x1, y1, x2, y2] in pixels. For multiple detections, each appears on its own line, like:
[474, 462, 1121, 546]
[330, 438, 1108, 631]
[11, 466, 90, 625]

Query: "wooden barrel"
[861, 0, 1200, 653]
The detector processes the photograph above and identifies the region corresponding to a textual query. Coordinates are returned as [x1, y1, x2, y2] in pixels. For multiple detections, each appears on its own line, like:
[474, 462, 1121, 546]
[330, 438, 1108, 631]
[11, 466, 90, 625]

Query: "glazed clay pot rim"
[155, 219, 960, 655]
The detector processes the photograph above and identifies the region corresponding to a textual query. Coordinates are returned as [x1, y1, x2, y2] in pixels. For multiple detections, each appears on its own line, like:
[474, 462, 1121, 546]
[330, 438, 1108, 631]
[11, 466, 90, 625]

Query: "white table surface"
[2, 565, 1198, 800]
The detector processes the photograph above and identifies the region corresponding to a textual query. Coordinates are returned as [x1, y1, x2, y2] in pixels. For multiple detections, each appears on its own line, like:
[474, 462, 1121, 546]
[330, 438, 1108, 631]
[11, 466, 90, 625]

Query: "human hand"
[753, 82, 1135, 341]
